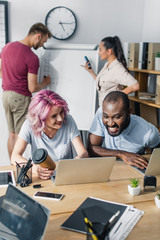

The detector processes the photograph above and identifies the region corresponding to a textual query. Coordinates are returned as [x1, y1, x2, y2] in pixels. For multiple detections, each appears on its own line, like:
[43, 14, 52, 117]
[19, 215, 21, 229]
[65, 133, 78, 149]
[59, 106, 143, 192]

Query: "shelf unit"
[129, 68, 160, 128]
[0, 1, 9, 52]
[129, 96, 159, 108]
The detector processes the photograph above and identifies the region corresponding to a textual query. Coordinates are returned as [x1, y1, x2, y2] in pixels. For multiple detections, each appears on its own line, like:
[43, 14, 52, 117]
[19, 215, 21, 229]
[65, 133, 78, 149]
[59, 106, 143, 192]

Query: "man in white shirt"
[88, 91, 160, 169]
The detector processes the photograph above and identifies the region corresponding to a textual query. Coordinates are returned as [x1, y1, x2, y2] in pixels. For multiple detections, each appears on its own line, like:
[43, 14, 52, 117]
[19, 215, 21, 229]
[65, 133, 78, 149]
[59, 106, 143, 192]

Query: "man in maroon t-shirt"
[0, 23, 52, 159]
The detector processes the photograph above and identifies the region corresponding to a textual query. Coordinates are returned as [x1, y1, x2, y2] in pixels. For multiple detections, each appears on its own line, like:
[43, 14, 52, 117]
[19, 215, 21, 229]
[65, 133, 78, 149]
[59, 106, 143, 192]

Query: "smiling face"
[44, 105, 65, 133]
[102, 99, 130, 137]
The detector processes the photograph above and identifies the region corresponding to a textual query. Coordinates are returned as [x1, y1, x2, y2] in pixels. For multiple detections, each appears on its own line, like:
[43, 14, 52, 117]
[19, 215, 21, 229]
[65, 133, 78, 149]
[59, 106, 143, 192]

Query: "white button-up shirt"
[96, 59, 138, 105]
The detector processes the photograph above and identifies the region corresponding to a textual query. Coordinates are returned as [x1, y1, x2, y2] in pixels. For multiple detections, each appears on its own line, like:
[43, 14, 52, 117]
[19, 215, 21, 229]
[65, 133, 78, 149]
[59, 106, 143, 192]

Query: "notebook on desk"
[130, 148, 160, 176]
[52, 157, 116, 186]
[61, 197, 144, 240]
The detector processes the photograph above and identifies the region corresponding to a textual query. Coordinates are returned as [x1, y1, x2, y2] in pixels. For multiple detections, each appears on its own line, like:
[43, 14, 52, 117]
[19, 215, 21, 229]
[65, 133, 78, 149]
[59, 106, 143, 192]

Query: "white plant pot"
[128, 184, 141, 196]
[155, 196, 160, 208]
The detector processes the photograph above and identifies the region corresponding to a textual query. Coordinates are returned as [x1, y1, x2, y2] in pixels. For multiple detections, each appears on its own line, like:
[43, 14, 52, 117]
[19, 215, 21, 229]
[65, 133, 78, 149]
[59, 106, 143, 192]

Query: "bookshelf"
[0, 1, 9, 52]
[129, 68, 160, 106]
[129, 68, 160, 128]
[129, 96, 159, 108]
[129, 68, 160, 74]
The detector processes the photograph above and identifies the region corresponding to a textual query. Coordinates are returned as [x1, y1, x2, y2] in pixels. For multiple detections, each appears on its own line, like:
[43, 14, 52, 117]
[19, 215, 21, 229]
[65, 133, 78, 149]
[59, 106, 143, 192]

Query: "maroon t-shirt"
[0, 41, 39, 97]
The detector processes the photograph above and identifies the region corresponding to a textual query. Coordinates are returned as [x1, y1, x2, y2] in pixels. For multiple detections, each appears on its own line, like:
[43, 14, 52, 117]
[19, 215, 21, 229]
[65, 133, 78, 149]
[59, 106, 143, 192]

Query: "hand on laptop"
[119, 151, 148, 169]
[33, 164, 55, 180]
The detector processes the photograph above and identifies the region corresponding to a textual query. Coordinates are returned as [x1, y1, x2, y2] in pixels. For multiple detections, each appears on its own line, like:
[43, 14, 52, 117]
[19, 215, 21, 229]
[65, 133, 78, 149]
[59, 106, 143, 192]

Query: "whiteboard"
[39, 44, 99, 130]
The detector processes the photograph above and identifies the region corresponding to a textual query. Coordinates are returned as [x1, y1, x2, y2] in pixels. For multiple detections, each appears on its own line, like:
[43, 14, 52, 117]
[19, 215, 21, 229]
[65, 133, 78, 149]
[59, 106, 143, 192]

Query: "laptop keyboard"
[132, 165, 146, 174]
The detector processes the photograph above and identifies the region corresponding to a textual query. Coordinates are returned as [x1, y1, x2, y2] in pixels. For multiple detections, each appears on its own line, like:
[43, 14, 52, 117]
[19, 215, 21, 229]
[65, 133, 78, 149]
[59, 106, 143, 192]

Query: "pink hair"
[27, 90, 69, 137]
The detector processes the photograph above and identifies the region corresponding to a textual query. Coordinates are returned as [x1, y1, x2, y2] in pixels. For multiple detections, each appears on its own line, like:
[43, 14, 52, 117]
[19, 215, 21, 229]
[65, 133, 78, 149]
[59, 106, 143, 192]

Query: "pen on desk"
[84, 217, 95, 232]
[81, 208, 97, 233]
[108, 210, 120, 224]
[113, 221, 122, 234]
[15, 161, 21, 168]
[101, 210, 120, 236]
[84, 217, 98, 240]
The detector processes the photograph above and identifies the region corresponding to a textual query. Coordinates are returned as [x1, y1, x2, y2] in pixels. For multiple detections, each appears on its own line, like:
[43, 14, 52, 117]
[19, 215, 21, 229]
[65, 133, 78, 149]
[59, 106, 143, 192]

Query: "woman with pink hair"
[11, 90, 88, 179]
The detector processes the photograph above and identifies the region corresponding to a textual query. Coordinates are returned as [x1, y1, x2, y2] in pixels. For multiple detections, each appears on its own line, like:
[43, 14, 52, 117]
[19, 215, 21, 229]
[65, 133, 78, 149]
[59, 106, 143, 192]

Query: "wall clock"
[45, 6, 77, 40]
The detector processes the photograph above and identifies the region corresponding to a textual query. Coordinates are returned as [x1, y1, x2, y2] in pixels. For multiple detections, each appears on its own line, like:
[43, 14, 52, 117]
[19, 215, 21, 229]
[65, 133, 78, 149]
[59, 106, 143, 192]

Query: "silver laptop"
[52, 157, 116, 186]
[130, 148, 160, 176]
[0, 183, 50, 240]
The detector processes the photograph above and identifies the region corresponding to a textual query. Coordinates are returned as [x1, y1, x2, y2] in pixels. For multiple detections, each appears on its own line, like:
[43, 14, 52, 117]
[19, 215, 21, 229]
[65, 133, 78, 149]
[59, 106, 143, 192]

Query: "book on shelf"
[147, 43, 160, 70]
[138, 92, 155, 100]
[155, 75, 160, 104]
[123, 42, 130, 67]
[61, 197, 144, 240]
[147, 74, 156, 93]
[128, 43, 139, 69]
[138, 42, 148, 69]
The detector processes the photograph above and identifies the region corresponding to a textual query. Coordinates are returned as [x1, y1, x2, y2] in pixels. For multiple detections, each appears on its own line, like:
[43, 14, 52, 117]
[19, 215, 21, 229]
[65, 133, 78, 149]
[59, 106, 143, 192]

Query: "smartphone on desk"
[34, 191, 64, 201]
[84, 56, 92, 69]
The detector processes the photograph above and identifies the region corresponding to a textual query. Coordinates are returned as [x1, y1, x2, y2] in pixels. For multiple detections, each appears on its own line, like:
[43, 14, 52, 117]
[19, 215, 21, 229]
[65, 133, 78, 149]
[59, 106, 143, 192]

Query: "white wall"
[142, 0, 160, 41]
[9, 0, 145, 43]
[0, 78, 9, 165]
[1, 0, 160, 165]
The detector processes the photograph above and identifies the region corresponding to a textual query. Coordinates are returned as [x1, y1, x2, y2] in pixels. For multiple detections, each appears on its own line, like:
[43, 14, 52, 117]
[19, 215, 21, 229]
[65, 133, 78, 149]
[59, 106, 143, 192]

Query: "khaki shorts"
[2, 91, 31, 133]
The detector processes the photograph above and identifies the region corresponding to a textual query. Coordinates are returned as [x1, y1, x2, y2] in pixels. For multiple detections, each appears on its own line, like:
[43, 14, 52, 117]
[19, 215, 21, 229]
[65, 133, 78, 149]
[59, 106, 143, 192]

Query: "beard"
[33, 39, 42, 50]
[105, 116, 130, 137]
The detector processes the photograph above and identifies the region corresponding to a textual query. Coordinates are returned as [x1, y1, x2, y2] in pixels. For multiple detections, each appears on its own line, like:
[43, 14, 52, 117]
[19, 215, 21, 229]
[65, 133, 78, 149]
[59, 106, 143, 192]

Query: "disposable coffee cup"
[32, 148, 56, 170]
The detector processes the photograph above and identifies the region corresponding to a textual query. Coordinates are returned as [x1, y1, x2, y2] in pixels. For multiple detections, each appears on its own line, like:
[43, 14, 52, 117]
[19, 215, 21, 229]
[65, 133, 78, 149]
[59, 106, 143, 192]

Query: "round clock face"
[45, 6, 77, 40]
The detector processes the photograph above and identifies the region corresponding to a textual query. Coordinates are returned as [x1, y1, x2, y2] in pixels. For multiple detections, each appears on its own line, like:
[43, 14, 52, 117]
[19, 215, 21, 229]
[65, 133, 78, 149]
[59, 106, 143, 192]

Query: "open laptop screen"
[130, 148, 160, 176]
[0, 183, 50, 240]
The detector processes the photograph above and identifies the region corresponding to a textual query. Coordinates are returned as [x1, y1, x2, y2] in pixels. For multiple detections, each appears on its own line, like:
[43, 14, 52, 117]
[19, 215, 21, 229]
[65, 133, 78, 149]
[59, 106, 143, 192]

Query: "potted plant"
[155, 192, 160, 208]
[128, 178, 141, 196]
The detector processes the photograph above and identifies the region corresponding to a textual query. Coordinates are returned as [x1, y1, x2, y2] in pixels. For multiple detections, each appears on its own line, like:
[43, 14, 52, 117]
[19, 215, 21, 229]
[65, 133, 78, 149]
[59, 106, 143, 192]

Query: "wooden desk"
[45, 200, 160, 240]
[1, 161, 160, 240]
